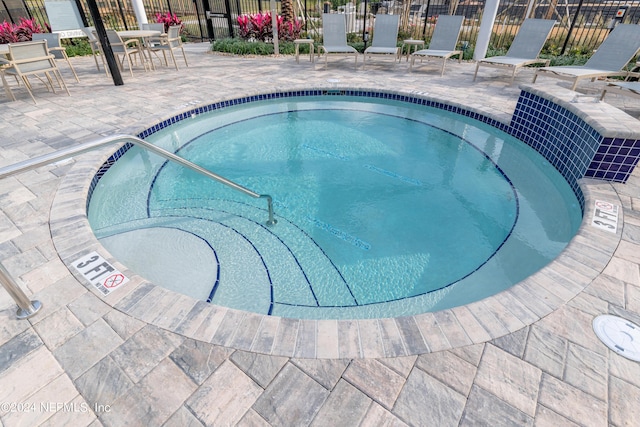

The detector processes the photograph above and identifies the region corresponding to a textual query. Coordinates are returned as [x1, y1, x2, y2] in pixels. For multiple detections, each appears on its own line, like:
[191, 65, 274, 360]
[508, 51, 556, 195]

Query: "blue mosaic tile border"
[88, 90, 515, 205]
[87, 88, 640, 213]
[135, 90, 511, 140]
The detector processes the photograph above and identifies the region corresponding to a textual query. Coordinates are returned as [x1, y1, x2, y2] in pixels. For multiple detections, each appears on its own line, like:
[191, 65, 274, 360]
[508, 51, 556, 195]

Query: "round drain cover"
[593, 315, 640, 362]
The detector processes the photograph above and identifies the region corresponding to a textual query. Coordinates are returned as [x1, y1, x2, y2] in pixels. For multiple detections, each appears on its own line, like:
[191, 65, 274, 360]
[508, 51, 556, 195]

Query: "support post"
[0, 263, 42, 320]
[473, 0, 500, 60]
[131, 0, 149, 26]
[85, 0, 124, 86]
[560, 0, 584, 55]
[270, 0, 279, 54]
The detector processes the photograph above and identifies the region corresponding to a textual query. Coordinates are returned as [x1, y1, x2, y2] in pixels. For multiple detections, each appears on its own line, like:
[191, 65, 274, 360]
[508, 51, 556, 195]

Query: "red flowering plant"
[155, 12, 184, 33]
[0, 21, 15, 43]
[237, 12, 301, 42]
[0, 18, 47, 44]
[237, 12, 272, 41]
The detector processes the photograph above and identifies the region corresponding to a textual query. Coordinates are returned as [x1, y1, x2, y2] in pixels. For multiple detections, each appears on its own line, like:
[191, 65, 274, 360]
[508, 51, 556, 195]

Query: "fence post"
[560, 0, 585, 55]
[0, 263, 42, 320]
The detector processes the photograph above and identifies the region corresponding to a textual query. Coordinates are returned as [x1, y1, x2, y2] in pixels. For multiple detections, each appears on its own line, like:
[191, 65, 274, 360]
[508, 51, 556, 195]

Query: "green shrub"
[211, 38, 364, 55]
[212, 38, 276, 55]
[64, 39, 93, 57]
[540, 54, 589, 67]
[209, 36, 599, 66]
[211, 38, 301, 55]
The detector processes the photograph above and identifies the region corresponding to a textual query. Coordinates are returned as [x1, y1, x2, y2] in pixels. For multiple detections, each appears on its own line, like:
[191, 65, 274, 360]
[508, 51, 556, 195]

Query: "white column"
[271, 0, 279, 55]
[524, 0, 536, 19]
[473, 0, 500, 60]
[131, 0, 149, 26]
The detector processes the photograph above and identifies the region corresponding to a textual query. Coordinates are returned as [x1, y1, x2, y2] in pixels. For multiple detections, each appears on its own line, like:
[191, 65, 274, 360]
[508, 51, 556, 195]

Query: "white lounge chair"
[533, 24, 640, 90]
[320, 13, 358, 68]
[474, 18, 556, 83]
[600, 80, 640, 101]
[410, 15, 464, 76]
[363, 14, 400, 69]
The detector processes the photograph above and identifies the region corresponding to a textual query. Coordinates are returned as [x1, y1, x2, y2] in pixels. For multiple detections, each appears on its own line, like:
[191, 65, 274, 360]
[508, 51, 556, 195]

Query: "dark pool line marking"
[362, 164, 424, 186]
[198, 199, 358, 305]
[150, 212, 278, 314]
[301, 144, 350, 161]
[97, 224, 221, 304]
[153, 198, 358, 307]
[306, 216, 371, 251]
[299, 145, 425, 188]
[162, 205, 321, 308]
[151, 190, 520, 310]
[134, 102, 520, 311]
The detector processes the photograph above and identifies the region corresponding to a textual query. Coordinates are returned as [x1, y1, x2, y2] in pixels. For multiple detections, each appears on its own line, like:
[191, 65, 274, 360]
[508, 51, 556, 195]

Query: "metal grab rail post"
[0, 134, 278, 225]
[0, 133, 276, 319]
[0, 263, 42, 319]
[131, 137, 278, 226]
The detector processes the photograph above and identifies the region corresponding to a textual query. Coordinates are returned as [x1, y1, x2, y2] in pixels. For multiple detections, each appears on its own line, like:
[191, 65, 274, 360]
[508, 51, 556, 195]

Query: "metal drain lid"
[593, 315, 640, 362]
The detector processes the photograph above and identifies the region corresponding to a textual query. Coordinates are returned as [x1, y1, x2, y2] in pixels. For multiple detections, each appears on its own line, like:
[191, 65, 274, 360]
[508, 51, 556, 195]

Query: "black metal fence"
[2, 0, 640, 54]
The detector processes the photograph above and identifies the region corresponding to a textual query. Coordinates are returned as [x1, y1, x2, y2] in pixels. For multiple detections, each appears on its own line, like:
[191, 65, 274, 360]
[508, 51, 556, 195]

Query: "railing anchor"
[0, 263, 42, 320]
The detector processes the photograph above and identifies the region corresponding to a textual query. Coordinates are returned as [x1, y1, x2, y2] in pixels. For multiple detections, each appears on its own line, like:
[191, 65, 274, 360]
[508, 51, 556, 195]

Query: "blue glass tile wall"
[586, 137, 640, 182]
[508, 92, 601, 204]
[90, 88, 640, 213]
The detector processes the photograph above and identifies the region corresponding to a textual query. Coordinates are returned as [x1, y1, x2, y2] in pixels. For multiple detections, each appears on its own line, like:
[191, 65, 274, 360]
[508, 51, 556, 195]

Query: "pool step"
[96, 200, 357, 314]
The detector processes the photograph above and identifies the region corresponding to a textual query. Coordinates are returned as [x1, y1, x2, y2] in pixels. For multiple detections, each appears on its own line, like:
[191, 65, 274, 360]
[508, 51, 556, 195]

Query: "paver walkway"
[1, 43, 639, 426]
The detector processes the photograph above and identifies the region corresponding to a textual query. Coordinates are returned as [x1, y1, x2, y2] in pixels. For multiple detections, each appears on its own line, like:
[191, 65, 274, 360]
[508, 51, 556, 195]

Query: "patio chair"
[32, 33, 79, 82]
[409, 15, 464, 76]
[533, 24, 640, 90]
[82, 27, 106, 73]
[141, 22, 166, 54]
[0, 40, 70, 104]
[142, 23, 166, 33]
[600, 80, 640, 101]
[148, 25, 188, 70]
[141, 23, 166, 50]
[320, 13, 358, 69]
[104, 29, 147, 76]
[473, 18, 556, 83]
[363, 14, 400, 69]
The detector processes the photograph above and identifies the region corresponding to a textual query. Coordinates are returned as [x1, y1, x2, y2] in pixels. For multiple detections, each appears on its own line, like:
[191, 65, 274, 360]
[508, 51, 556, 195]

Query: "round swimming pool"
[87, 94, 582, 319]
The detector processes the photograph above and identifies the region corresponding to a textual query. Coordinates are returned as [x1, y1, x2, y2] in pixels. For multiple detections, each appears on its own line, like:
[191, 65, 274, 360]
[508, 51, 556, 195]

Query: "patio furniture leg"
[1, 69, 15, 101]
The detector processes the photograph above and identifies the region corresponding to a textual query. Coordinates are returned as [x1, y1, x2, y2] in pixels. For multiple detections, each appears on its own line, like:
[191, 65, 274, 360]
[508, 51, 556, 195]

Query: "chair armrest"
[124, 39, 140, 48]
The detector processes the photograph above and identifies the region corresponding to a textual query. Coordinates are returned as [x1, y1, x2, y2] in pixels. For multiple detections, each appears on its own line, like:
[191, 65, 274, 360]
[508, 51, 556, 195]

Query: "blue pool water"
[88, 96, 582, 319]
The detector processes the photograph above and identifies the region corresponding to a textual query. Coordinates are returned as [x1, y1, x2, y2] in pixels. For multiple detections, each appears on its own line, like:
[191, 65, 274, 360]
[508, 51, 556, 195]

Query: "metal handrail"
[0, 133, 277, 319]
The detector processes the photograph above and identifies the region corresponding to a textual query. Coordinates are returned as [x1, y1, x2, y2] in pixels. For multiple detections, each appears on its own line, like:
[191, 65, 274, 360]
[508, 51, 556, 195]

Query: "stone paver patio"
[1, 43, 640, 426]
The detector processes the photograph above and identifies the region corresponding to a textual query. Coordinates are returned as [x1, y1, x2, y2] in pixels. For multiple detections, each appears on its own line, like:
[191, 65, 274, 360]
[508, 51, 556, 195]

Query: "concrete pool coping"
[49, 84, 626, 359]
[3, 49, 640, 425]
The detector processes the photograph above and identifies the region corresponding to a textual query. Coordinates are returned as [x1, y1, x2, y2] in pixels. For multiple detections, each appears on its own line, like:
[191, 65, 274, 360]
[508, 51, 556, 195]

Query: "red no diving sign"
[72, 252, 129, 296]
[104, 273, 126, 289]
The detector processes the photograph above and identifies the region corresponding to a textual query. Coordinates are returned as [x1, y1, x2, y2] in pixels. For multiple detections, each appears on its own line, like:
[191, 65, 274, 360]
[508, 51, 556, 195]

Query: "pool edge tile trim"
[49, 90, 624, 359]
